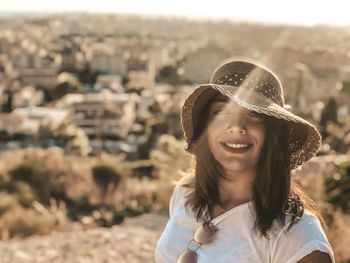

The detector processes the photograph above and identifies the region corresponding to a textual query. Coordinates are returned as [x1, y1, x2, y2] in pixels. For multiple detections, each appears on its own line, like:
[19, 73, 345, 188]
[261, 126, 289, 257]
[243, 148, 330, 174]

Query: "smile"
[220, 142, 253, 154]
[224, 143, 250, 149]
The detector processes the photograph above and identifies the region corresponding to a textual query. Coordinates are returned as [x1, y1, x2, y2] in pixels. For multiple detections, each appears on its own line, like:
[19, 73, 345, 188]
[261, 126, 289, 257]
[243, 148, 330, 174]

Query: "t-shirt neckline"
[211, 200, 253, 224]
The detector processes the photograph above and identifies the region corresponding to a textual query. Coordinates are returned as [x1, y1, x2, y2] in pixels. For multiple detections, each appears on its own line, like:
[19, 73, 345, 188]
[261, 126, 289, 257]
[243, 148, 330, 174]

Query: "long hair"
[184, 97, 321, 237]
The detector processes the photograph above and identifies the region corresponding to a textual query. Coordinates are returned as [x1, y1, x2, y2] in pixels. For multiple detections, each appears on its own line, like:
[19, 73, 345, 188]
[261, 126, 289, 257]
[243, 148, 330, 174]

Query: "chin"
[223, 164, 249, 173]
[221, 161, 257, 174]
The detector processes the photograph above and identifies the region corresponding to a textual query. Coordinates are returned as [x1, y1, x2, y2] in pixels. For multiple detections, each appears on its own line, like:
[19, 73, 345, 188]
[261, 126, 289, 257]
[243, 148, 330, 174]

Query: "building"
[0, 107, 70, 150]
[89, 44, 126, 74]
[18, 68, 58, 89]
[126, 54, 155, 91]
[70, 92, 138, 153]
[96, 74, 124, 93]
[181, 44, 230, 83]
[12, 107, 70, 131]
[12, 85, 44, 108]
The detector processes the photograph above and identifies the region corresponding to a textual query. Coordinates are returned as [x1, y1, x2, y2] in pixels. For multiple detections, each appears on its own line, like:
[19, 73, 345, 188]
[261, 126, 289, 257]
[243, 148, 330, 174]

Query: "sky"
[1, 0, 350, 26]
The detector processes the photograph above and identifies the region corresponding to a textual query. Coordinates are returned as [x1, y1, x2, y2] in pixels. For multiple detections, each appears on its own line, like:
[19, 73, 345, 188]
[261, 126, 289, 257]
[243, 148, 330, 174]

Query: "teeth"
[224, 143, 250, 149]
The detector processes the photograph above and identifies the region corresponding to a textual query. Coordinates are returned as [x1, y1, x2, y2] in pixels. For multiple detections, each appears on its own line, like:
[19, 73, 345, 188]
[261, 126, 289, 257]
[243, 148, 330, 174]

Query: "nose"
[226, 117, 247, 135]
[227, 125, 246, 135]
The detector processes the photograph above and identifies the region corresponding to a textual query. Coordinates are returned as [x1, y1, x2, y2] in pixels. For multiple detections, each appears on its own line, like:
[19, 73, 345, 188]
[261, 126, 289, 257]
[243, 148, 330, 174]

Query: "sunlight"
[1, 0, 349, 26]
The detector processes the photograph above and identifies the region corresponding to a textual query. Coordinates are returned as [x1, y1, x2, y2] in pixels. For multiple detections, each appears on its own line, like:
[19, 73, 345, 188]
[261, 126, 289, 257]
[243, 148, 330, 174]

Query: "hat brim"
[181, 84, 322, 170]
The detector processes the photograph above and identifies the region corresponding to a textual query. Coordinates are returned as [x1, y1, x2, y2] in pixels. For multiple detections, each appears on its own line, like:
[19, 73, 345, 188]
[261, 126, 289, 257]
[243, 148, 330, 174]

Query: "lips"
[220, 142, 253, 154]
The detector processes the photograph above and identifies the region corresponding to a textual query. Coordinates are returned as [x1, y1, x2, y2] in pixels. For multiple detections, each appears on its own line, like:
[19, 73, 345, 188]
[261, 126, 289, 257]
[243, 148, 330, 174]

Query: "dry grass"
[149, 135, 192, 213]
[327, 210, 350, 262]
[1, 206, 55, 239]
[0, 147, 128, 237]
[0, 147, 94, 201]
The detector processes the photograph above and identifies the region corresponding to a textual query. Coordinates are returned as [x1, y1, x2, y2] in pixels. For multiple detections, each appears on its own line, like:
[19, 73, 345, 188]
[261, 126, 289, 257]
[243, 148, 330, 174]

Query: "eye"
[212, 109, 224, 115]
[247, 111, 263, 120]
[212, 108, 230, 117]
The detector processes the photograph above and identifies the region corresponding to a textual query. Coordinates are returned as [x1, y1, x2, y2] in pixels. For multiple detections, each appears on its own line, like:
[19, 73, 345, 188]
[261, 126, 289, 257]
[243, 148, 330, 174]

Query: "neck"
[217, 167, 256, 208]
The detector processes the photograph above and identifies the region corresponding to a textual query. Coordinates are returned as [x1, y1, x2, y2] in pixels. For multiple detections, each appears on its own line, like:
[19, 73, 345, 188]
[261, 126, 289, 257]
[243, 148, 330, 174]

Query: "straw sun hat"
[181, 59, 322, 170]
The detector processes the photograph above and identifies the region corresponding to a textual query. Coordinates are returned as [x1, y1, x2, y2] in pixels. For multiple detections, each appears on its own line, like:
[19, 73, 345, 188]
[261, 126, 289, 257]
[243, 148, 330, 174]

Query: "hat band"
[209, 84, 284, 108]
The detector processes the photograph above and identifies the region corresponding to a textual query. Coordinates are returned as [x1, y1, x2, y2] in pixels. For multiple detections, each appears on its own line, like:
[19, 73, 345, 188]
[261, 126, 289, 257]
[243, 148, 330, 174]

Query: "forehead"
[209, 93, 229, 103]
[209, 94, 247, 112]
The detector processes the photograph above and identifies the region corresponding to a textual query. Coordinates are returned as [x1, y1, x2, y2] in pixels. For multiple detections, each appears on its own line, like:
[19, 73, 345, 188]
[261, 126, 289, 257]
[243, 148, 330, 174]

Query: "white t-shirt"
[155, 177, 335, 263]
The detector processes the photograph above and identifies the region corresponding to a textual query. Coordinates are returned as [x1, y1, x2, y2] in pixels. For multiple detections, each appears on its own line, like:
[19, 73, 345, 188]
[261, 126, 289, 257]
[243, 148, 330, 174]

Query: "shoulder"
[174, 175, 193, 197]
[168, 175, 193, 217]
[177, 174, 194, 187]
[271, 209, 335, 263]
[282, 209, 328, 242]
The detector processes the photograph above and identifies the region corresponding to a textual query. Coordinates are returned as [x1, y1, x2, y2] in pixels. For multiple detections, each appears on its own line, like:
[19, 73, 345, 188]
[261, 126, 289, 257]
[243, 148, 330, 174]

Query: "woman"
[155, 60, 335, 263]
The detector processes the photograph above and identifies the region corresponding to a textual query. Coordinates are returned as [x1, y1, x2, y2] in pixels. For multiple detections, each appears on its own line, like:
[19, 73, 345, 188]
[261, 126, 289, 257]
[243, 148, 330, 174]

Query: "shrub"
[0, 206, 54, 238]
[325, 161, 350, 213]
[150, 135, 192, 213]
[0, 173, 10, 190]
[9, 164, 52, 204]
[92, 164, 123, 204]
[0, 192, 20, 216]
[1, 147, 93, 205]
[12, 181, 37, 207]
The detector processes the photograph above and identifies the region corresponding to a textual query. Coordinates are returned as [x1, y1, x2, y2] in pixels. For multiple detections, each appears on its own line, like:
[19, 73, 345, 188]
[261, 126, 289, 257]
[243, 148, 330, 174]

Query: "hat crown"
[210, 60, 284, 106]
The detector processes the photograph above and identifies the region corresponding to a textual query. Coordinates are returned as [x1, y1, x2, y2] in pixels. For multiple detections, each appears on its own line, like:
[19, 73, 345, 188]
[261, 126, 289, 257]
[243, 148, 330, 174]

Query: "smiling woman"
[155, 59, 334, 263]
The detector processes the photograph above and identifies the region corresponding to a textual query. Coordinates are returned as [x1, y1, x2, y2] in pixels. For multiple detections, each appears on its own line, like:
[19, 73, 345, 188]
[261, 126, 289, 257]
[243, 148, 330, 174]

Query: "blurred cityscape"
[0, 13, 349, 158]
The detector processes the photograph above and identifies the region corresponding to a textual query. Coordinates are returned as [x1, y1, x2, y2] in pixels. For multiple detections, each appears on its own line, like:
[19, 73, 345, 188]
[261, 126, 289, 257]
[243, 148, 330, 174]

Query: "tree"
[50, 120, 92, 156]
[320, 97, 339, 139]
[50, 81, 83, 102]
[156, 64, 181, 86]
[91, 165, 122, 205]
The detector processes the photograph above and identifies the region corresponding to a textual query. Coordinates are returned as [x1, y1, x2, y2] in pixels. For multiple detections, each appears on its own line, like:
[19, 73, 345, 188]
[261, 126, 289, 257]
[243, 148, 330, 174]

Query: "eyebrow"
[210, 101, 227, 109]
[211, 94, 229, 103]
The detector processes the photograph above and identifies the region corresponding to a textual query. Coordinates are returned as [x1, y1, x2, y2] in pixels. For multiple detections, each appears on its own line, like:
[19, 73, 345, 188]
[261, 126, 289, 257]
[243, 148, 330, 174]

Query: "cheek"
[206, 126, 220, 153]
[253, 126, 266, 149]
[207, 118, 226, 135]
[206, 122, 217, 142]
[206, 132, 216, 152]
[245, 120, 265, 147]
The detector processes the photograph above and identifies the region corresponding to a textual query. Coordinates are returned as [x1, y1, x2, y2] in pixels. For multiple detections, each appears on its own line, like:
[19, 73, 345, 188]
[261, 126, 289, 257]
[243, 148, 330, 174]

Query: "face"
[206, 97, 266, 176]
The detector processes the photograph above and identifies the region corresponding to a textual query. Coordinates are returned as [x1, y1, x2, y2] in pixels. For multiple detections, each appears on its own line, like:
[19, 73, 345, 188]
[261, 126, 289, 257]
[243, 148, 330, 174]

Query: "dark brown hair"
[184, 94, 321, 237]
